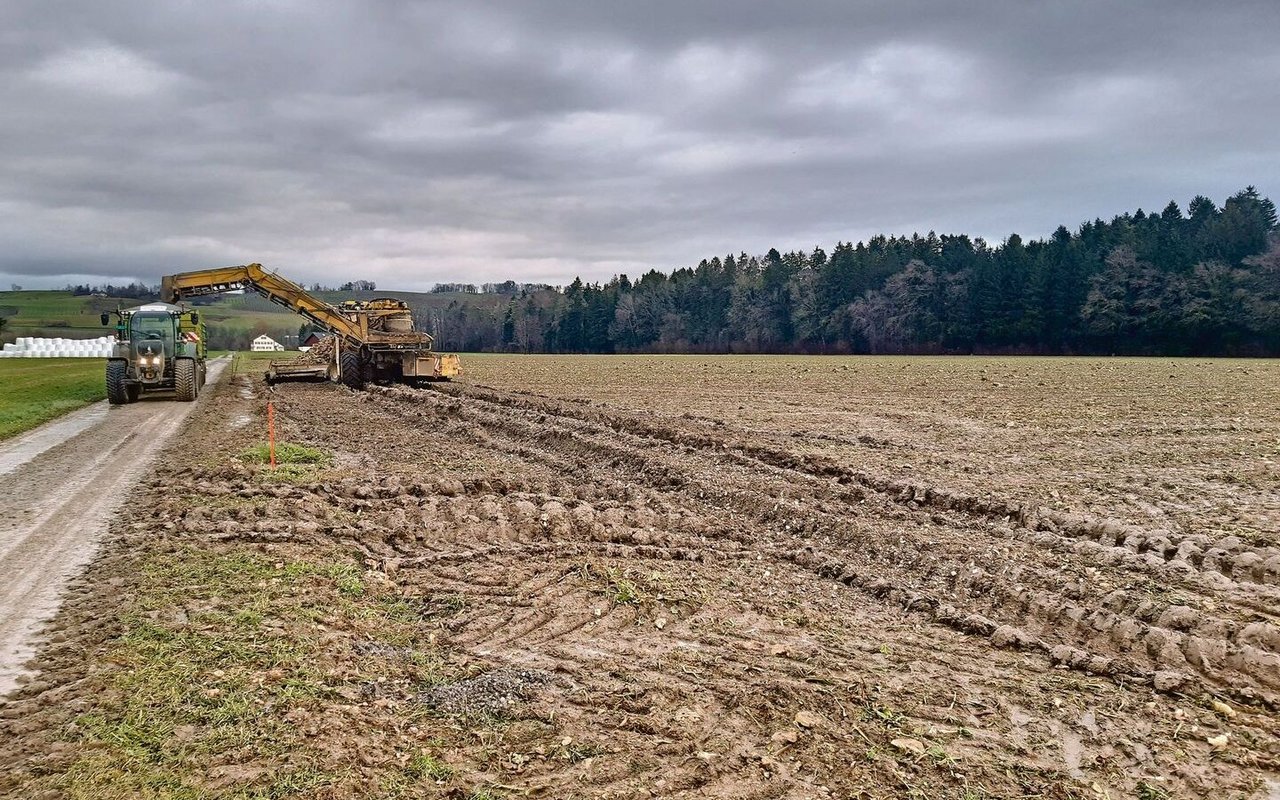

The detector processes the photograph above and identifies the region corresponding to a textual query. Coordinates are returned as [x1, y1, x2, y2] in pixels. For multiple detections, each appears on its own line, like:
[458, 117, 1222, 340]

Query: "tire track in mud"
[128, 377, 1277, 798]
[446, 384, 1280, 589]
[169, 475, 939, 797]
[9, 361, 1278, 799]
[385, 543, 944, 799]
[361, 382, 1280, 709]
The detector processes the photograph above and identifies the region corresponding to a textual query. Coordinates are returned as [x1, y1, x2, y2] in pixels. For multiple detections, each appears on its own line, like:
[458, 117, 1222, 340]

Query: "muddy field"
[1, 354, 1277, 799]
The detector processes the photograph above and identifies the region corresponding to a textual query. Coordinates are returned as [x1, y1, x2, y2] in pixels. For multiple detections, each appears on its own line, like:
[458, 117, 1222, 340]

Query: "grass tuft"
[1137, 782, 1171, 800]
[239, 442, 331, 466]
[322, 563, 366, 597]
[405, 752, 454, 782]
[580, 564, 647, 606]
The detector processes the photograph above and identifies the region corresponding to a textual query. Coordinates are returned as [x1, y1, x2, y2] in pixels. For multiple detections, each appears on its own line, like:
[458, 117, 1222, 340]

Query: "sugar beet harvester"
[160, 263, 461, 388]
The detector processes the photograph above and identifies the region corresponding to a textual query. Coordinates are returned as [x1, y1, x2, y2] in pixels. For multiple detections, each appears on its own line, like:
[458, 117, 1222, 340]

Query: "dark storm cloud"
[2, 1, 1278, 289]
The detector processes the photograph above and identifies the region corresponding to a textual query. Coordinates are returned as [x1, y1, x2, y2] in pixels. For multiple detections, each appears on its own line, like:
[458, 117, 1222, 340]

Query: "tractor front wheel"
[106, 360, 130, 405]
[175, 358, 198, 402]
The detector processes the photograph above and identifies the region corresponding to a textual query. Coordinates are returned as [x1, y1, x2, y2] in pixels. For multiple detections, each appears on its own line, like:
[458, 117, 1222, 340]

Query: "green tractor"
[101, 302, 207, 404]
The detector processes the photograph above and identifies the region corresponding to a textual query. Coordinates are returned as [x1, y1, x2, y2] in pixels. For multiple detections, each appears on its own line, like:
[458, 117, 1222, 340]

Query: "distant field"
[231, 349, 300, 375]
[0, 291, 123, 335]
[0, 359, 105, 440]
[232, 350, 299, 361]
[0, 289, 500, 349]
[0, 290, 297, 338]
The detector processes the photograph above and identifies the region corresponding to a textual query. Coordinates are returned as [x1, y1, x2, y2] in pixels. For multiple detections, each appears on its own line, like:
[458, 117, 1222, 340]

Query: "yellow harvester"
[161, 263, 460, 387]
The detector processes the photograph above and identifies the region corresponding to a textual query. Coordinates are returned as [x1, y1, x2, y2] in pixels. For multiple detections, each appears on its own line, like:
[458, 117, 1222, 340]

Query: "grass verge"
[35, 545, 455, 799]
[0, 358, 106, 440]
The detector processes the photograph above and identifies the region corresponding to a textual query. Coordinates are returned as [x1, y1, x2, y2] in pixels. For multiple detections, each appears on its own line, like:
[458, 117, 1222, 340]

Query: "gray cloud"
[2, 1, 1278, 289]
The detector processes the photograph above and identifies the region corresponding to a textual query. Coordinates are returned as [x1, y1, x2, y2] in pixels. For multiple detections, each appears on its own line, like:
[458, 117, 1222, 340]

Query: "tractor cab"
[128, 305, 180, 383]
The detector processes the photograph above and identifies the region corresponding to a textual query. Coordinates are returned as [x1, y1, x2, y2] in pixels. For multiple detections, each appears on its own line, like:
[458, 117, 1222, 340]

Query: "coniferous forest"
[433, 188, 1280, 357]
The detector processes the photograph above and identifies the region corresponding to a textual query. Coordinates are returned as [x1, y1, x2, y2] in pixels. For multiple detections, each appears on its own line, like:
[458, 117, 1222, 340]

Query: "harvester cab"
[102, 302, 207, 404]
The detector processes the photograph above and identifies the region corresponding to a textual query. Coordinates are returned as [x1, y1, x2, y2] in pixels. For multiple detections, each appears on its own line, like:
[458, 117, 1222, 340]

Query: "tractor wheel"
[126, 384, 141, 403]
[175, 358, 198, 402]
[339, 351, 364, 389]
[106, 360, 130, 405]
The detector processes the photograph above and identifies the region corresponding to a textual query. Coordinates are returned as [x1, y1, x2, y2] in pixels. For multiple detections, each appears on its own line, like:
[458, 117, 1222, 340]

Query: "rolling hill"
[0, 288, 512, 351]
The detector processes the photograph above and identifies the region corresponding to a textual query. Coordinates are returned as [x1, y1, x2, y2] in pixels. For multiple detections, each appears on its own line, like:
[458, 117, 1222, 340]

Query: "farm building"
[251, 335, 285, 352]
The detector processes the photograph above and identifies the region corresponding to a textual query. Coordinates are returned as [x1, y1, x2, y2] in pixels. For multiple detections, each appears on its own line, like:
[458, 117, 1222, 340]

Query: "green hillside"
[0, 291, 129, 335]
[0, 290, 300, 349]
[0, 288, 510, 350]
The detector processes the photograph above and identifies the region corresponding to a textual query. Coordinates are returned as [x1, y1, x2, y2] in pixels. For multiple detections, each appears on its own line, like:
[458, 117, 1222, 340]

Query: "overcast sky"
[3, 1, 1278, 290]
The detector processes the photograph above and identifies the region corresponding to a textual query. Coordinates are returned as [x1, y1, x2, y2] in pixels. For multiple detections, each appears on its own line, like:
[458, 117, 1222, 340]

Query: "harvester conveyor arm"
[160, 264, 365, 347]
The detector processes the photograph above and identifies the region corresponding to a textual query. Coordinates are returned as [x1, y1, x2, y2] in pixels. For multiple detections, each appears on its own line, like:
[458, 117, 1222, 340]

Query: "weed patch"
[29, 547, 443, 798]
[239, 442, 331, 467]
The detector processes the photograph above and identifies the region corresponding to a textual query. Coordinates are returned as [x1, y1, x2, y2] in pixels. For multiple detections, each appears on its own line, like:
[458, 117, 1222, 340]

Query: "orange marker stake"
[267, 400, 277, 468]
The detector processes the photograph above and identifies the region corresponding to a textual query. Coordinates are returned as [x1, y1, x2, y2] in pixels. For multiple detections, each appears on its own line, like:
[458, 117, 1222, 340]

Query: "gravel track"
[0, 357, 228, 695]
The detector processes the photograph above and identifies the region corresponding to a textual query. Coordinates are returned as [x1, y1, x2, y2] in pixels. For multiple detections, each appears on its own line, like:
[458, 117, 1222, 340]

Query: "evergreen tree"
[403, 188, 1279, 357]
[501, 303, 516, 348]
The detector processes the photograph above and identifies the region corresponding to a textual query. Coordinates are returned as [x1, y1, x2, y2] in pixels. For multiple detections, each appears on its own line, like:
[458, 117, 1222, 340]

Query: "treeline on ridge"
[427, 187, 1279, 356]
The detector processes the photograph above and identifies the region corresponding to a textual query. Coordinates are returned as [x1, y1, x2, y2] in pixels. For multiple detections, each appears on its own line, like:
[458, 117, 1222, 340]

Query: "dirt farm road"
[0, 356, 229, 696]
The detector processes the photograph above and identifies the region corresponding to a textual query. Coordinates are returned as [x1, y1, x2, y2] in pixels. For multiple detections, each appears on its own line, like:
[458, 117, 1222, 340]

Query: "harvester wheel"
[175, 358, 198, 402]
[339, 351, 363, 389]
[106, 360, 130, 405]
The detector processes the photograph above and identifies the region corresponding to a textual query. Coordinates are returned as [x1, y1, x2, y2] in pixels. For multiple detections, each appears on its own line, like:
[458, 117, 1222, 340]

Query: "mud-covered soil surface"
[463, 355, 1280, 546]
[1, 355, 1277, 799]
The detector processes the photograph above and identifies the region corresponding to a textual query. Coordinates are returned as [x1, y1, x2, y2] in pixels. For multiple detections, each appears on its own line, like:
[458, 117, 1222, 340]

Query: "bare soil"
[1, 355, 1276, 799]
